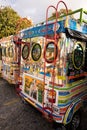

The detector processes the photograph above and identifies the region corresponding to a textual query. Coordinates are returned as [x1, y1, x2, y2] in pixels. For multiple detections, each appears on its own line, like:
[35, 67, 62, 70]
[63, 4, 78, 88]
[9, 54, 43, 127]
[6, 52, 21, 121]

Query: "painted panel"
[23, 73, 44, 104]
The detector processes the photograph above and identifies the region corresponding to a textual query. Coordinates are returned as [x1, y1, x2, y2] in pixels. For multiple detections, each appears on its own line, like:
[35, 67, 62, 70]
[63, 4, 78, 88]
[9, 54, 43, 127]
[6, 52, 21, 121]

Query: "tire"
[55, 126, 66, 130]
[53, 122, 66, 130]
[67, 111, 81, 130]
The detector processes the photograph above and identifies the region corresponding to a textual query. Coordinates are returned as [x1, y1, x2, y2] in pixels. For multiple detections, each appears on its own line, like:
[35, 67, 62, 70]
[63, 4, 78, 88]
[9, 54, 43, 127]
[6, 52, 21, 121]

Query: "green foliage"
[48, 9, 73, 21]
[16, 18, 33, 33]
[0, 6, 33, 38]
[0, 6, 20, 38]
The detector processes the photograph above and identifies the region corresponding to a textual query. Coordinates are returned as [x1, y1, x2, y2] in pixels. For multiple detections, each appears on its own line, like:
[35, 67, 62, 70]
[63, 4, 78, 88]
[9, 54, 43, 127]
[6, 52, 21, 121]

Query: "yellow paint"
[63, 108, 70, 124]
[57, 75, 66, 80]
[65, 16, 69, 28]
[25, 98, 37, 108]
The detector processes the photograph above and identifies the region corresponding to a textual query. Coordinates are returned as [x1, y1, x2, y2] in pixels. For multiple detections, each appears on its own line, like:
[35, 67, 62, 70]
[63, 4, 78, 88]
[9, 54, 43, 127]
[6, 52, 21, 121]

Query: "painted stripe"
[58, 92, 87, 107]
[24, 98, 37, 108]
[49, 78, 87, 90]
[58, 87, 87, 100]
[36, 103, 63, 120]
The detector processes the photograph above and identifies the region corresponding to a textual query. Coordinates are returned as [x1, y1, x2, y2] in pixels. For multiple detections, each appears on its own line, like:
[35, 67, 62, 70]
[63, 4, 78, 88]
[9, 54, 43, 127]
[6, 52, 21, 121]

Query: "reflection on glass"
[22, 45, 29, 60]
[2, 47, 6, 57]
[74, 43, 83, 69]
[45, 42, 57, 63]
[31, 43, 41, 61]
[8, 47, 14, 57]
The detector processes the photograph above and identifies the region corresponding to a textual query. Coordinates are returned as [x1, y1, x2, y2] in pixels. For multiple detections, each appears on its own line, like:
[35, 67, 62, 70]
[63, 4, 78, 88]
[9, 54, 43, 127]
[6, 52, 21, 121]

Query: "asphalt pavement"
[0, 78, 87, 130]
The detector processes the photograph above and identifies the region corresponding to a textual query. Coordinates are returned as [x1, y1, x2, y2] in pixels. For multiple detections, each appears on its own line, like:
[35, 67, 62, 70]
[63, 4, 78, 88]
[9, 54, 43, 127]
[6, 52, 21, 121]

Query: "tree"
[16, 17, 33, 33]
[48, 9, 73, 21]
[0, 6, 33, 38]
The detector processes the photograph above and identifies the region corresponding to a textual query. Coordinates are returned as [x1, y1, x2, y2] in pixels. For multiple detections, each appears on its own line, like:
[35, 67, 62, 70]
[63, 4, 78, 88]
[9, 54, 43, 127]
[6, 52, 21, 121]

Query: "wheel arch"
[63, 99, 83, 125]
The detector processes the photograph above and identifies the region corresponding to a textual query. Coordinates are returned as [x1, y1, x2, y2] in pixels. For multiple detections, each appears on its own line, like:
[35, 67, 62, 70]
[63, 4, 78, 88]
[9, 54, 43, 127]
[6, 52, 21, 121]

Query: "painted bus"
[13, 1, 87, 130]
[0, 35, 21, 85]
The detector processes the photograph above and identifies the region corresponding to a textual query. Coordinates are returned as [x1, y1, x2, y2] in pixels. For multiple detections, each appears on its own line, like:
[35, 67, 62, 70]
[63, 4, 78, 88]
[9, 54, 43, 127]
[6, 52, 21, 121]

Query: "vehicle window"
[44, 41, 57, 63]
[8, 47, 14, 58]
[31, 43, 41, 61]
[2, 47, 6, 57]
[22, 44, 29, 60]
[73, 43, 84, 69]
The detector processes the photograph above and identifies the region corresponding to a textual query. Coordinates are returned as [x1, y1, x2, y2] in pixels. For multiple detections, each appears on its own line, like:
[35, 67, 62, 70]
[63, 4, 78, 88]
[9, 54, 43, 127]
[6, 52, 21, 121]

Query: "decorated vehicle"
[0, 1, 87, 130]
[14, 1, 87, 130]
[0, 36, 21, 84]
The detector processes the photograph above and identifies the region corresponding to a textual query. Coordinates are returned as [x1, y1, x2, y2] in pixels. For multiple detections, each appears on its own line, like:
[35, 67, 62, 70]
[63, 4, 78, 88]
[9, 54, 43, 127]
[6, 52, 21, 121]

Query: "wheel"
[67, 112, 81, 130]
[55, 126, 66, 130]
[53, 122, 66, 130]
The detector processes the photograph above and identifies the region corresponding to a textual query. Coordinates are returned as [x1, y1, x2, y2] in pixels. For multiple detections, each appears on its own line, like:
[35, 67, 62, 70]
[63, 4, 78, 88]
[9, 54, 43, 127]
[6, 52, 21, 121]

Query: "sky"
[0, 0, 87, 24]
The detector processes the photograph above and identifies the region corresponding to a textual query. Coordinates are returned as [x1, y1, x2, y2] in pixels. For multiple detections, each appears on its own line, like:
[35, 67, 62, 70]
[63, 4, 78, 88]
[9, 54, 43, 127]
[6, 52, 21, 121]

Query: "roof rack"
[58, 8, 87, 24]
